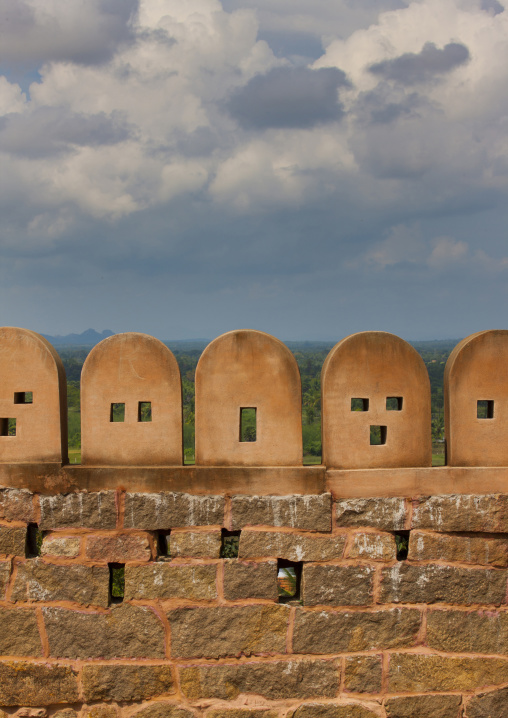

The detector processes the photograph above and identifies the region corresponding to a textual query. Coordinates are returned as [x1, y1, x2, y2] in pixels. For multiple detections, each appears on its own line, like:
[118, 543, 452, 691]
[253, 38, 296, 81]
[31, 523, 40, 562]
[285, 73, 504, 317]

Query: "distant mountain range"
[42, 329, 114, 346]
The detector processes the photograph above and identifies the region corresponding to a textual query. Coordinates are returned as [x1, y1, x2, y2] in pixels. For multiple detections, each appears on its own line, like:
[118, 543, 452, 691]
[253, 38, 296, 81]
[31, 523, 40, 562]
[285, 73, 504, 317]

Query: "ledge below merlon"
[0, 463, 507, 496]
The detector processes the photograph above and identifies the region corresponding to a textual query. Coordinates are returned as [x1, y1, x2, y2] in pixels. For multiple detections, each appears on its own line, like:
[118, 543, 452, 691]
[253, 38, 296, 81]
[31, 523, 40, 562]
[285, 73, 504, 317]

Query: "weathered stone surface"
[82, 663, 174, 701]
[239, 530, 345, 561]
[85, 533, 152, 562]
[293, 607, 420, 653]
[291, 705, 379, 718]
[40, 535, 80, 558]
[0, 661, 79, 705]
[206, 711, 279, 718]
[170, 530, 221, 558]
[52, 710, 77, 718]
[44, 603, 165, 659]
[302, 564, 374, 606]
[223, 559, 277, 600]
[465, 686, 508, 718]
[412, 494, 508, 532]
[125, 563, 217, 601]
[0, 607, 42, 655]
[168, 605, 289, 658]
[385, 695, 462, 718]
[83, 707, 117, 718]
[39, 491, 117, 529]
[131, 704, 195, 718]
[344, 655, 382, 693]
[0, 526, 26, 556]
[409, 530, 508, 566]
[0, 560, 10, 599]
[231, 494, 332, 532]
[12, 559, 109, 607]
[16, 710, 47, 718]
[388, 653, 508, 692]
[347, 532, 396, 561]
[380, 563, 507, 605]
[180, 659, 340, 700]
[0, 488, 34, 523]
[335, 497, 406, 530]
[427, 609, 508, 654]
[124, 492, 224, 529]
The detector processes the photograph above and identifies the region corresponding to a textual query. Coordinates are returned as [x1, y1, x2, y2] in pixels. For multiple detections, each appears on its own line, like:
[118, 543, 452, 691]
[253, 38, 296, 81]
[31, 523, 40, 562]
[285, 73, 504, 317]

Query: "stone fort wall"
[0, 327, 507, 718]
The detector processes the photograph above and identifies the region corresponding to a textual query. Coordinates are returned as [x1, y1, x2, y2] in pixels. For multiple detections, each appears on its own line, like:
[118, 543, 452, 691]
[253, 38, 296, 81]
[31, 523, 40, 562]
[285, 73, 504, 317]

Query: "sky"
[1, 0, 508, 341]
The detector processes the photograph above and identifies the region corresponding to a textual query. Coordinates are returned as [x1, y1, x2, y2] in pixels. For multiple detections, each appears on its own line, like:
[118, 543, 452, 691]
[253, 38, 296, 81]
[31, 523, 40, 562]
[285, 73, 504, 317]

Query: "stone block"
[302, 564, 374, 606]
[0, 661, 79, 705]
[290, 705, 380, 718]
[293, 607, 420, 653]
[0, 607, 42, 656]
[427, 609, 508, 654]
[180, 659, 339, 700]
[347, 532, 396, 561]
[124, 492, 224, 529]
[40, 535, 80, 558]
[83, 708, 117, 718]
[223, 559, 277, 601]
[231, 494, 331, 532]
[52, 711, 77, 718]
[12, 559, 109, 607]
[84, 533, 152, 562]
[125, 563, 217, 600]
[206, 711, 279, 718]
[465, 686, 508, 718]
[0, 560, 10, 598]
[168, 605, 289, 658]
[335, 497, 406, 530]
[130, 704, 195, 718]
[380, 563, 507, 605]
[170, 530, 221, 558]
[388, 653, 508, 692]
[39, 491, 117, 529]
[409, 530, 508, 567]
[0, 526, 26, 556]
[44, 603, 165, 659]
[0, 488, 35, 523]
[385, 695, 462, 718]
[344, 655, 382, 693]
[412, 494, 508, 532]
[238, 530, 345, 561]
[82, 663, 174, 701]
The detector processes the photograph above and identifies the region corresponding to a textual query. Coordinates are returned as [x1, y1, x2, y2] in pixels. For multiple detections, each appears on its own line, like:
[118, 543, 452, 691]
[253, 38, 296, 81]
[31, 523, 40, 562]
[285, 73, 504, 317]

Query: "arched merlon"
[321, 331, 431, 469]
[0, 327, 67, 463]
[445, 329, 508, 467]
[195, 329, 302, 466]
[81, 333, 182, 466]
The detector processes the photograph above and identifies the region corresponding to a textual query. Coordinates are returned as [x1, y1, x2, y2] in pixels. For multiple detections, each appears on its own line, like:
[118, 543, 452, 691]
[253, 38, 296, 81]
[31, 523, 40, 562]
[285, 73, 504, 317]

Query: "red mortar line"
[116, 488, 126, 529]
[32, 493, 41, 524]
[381, 651, 390, 696]
[0, 519, 30, 528]
[35, 606, 49, 658]
[4, 557, 16, 602]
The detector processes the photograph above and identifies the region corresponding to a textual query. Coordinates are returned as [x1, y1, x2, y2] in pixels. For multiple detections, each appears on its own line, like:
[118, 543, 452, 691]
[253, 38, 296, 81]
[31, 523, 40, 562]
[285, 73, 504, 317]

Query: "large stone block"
[388, 653, 508, 692]
[12, 559, 109, 607]
[290, 705, 380, 718]
[125, 563, 217, 601]
[0, 661, 79, 705]
[347, 532, 396, 561]
[465, 686, 508, 718]
[84, 533, 152, 562]
[0, 607, 42, 656]
[0, 561, 10, 599]
[130, 704, 195, 718]
[180, 659, 340, 700]
[302, 564, 374, 606]
[427, 609, 508, 654]
[0, 526, 26, 556]
[40, 535, 80, 558]
[44, 603, 165, 659]
[238, 530, 345, 561]
[170, 530, 221, 559]
[39, 492, 117, 529]
[411, 494, 508, 532]
[409, 530, 508, 567]
[293, 607, 420, 653]
[344, 655, 382, 693]
[335, 497, 406, 530]
[223, 559, 277, 601]
[385, 695, 462, 718]
[82, 664, 174, 701]
[231, 494, 331, 532]
[168, 605, 289, 658]
[124, 492, 224, 529]
[206, 711, 279, 718]
[380, 563, 508, 605]
[0, 488, 35, 523]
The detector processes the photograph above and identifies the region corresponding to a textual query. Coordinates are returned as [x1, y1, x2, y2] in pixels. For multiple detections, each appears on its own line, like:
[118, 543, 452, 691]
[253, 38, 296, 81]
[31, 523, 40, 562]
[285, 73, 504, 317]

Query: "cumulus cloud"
[369, 42, 470, 85]
[481, 0, 505, 15]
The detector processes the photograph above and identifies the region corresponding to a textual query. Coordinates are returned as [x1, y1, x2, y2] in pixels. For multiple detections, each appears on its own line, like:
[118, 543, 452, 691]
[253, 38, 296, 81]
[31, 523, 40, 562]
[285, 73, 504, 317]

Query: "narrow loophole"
[157, 530, 171, 559]
[277, 559, 302, 603]
[26, 524, 43, 558]
[221, 529, 240, 558]
[395, 531, 410, 561]
[109, 563, 125, 603]
[351, 398, 369, 411]
[110, 403, 125, 422]
[386, 396, 403, 411]
[14, 392, 33, 404]
[0, 418, 16, 436]
[240, 407, 256, 442]
[138, 401, 152, 422]
[477, 400, 494, 419]
[370, 425, 387, 445]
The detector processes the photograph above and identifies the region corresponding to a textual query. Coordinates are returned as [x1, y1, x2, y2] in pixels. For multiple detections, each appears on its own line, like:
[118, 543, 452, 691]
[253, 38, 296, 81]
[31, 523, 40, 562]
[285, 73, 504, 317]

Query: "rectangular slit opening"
[26, 524, 43, 558]
[386, 396, 403, 411]
[351, 398, 369, 411]
[370, 425, 387, 445]
[277, 559, 302, 603]
[240, 407, 256, 442]
[157, 530, 171, 560]
[477, 400, 494, 419]
[109, 563, 125, 603]
[394, 531, 410, 561]
[110, 403, 125, 422]
[14, 392, 33, 404]
[220, 529, 240, 558]
[0, 418, 16, 436]
[138, 401, 152, 422]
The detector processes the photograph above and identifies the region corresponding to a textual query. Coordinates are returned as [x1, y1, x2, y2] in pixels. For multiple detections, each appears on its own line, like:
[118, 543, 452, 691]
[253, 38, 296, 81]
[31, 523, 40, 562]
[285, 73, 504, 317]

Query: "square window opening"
[157, 530, 171, 559]
[26, 523, 43, 558]
[138, 401, 152, 422]
[277, 559, 302, 603]
[477, 400, 494, 419]
[386, 396, 403, 411]
[351, 398, 369, 411]
[240, 407, 256, 442]
[110, 403, 125, 422]
[370, 425, 387, 445]
[394, 531, 410, 561]
[221, 529, 240, 558]
[0, 418, 16, 436]
[109, 563, 125, 604]
[14, 392, 33, 404]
